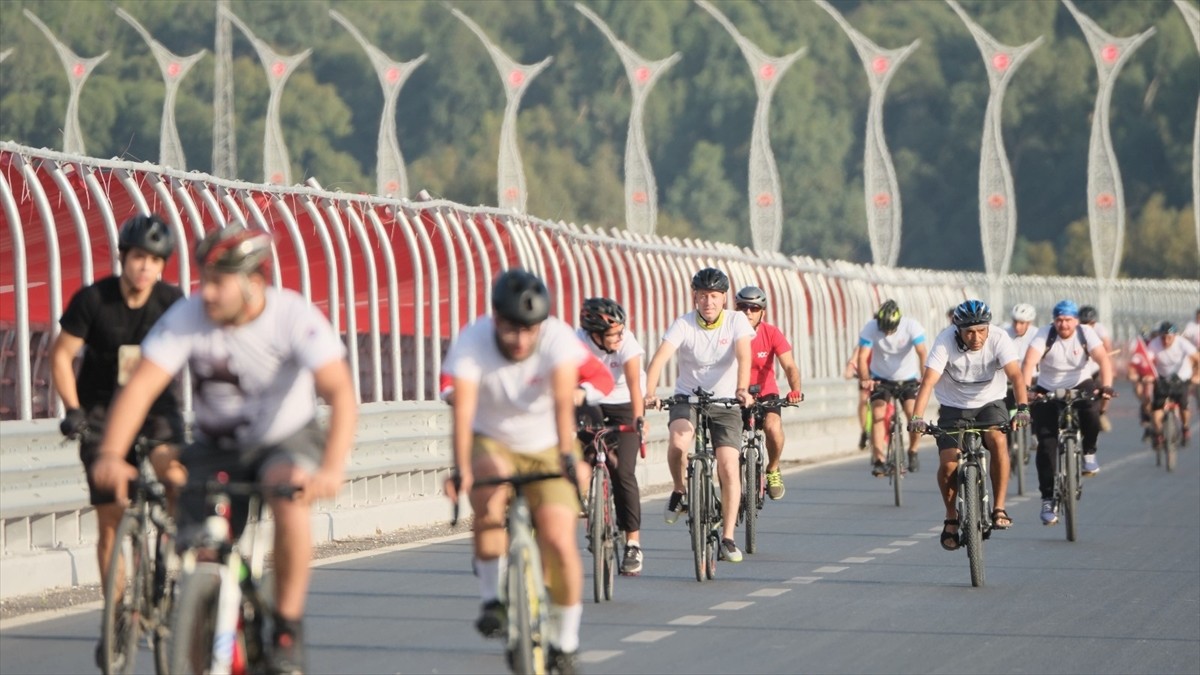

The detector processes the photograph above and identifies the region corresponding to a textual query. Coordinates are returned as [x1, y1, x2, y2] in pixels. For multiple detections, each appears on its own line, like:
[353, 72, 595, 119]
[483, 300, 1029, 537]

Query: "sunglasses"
[736, 304, 763, 312]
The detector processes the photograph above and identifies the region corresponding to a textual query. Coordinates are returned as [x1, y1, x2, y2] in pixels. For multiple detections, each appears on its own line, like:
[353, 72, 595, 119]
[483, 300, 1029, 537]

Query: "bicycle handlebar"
[451, 472, 575, 527]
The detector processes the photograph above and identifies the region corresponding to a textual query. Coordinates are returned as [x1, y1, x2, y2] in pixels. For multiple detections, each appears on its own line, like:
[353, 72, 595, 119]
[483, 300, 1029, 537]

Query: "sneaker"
[871, 460, 887, 477]
[907, 451, 920, 473]
[719, 538, 744, 563]
[546, 645, 579, 674]
[475, 600, 506, 639]
[1082, 454, 1100, 476]
[858, 431, 869, 450]
[270, 617, 306, 675]
[765, 470, 786, 500]
[1040, 499, 1058, 525]
[620, 545, 643, 576]
[664, 491, 686, 525]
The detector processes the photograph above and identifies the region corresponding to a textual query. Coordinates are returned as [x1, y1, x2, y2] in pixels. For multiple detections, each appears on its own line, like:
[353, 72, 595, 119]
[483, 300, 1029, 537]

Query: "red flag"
[1129, 337, 1158, 379]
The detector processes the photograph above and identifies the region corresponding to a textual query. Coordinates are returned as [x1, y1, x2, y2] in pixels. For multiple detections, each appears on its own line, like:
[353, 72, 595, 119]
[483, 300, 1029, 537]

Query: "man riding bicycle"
[1079, 305, 1115, 431]
[1145, 321, 1200, 447]
[51, 213, 185, 667]
[856, 299, 927, 475]
[576, 297, 647, 576]
[1021, 300, 1115, 525]
[734, 286, 803, 499]
[92, 224, 358, 675]
[909, 300, 1027, 550]
[442, 270, 595, 672]
[1005, 303, 1039, 416]
[644, 267, 755, 564]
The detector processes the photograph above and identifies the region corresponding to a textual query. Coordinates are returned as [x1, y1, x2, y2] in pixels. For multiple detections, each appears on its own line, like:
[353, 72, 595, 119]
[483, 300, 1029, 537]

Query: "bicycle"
[578, 419, 642, 602]
[1007, 391, 1031, 496]
[454, 472, 573, 675]
[81, 430, 176, 675]
[923, 421, 1010, 588]
[739, 386, 800, 553]
[1153, 377, 1187, 473]
[665, 387, 740, 583]
[168, 474, 301, 675]
[1032, 388, 1097, 543]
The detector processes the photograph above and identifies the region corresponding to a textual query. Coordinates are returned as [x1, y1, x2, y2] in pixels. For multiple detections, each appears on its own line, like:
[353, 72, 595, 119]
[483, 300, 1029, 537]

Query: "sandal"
[940, 519, 960, 551]
[991, 508, 1012, 530]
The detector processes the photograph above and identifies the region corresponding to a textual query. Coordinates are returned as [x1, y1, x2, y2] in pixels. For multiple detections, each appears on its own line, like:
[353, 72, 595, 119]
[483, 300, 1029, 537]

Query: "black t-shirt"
[58, 277, 184, 413]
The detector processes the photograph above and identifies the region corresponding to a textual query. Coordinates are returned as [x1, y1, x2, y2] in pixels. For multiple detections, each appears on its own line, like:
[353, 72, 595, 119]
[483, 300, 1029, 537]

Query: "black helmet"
[691, 267, 729, 292]
[1160, 321, 1179, 335]
[735, 286, 767, 309]
[195, 223, 274, 276]
[580, 297, 626, 334]
[1078, 305, 1098, 324]
[119, 213, 176, 260]
[875, 299, 901, 333]
[491, 269, 550, 327]
[952, 300, 992, 328]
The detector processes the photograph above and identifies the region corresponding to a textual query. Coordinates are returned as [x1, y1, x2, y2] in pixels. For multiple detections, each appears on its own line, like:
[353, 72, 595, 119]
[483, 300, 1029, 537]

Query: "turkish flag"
[1129, 337, 1158, 379]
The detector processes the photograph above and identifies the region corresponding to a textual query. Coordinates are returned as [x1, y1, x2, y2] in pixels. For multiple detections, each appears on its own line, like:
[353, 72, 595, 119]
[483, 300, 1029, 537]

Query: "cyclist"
[908, 300, 1027, 550]
[843, 349, 871, 450]
[1005, 303, 1038, 426]
[1183, 308, 1200, 411]
[1146, 321, 1200, 447]
[576, 297, 647, 576]
[1079, 305, 1115, 431]
[1128, 325, 1159, 437]
[1021, 300, 1114, 525]
[735, 286, 803, 499]
[856, 299, 927, 475]
[441, 269, 593, 671]
[50, 213, 184, 666]
[91, 223, 358, 675]
[644, 267, 755, 564]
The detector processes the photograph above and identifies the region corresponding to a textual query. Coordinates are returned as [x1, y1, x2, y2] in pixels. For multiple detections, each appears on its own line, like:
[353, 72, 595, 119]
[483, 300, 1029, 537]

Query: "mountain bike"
[924, 421, 1009, 588]
[169, 475, 301, 675]
[668, 388, 740, 583]
[84, 430, 175, 675]
[739, 386, 800, 553]
[869, 380, 909, 506]
[1153, 377, 1187, 473]
[1032, 389, 1097, 542]
[578, 420, 640, 602]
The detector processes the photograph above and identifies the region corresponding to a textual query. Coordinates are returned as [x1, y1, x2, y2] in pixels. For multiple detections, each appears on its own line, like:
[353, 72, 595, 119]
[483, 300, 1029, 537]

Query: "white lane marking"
[1009, 496, 1030, 504]
[813, 566, 848, 573]
[840, 556, 875, 563]
[786, 576, 822, 584]
[669, 615, 716, 626]
[889, 540, 918, 546]
[912, 532, 938, 539]
[927, 525, 942, 531]
[579, 650, 624, 664]
[623, 630, 675, 643]
[748, 588, 791, 597]
[868, 548, 899, 554]
[711, 601, 755, 610]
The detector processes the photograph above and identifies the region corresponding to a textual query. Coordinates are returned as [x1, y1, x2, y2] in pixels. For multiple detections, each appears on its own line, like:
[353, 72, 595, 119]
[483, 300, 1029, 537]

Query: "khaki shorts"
[668, 401, 743, 450]
[472, 436, 581, 512]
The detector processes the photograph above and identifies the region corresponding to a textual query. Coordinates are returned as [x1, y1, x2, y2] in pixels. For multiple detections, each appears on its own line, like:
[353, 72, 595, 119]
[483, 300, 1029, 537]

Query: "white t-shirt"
[1007, 324, 1039, 378]
[1148, 336, 1197, 380]
[1182, 321, 1200, 350]
[442, 316, 587, 452]
[576, 328, 644, 405]
[858, 316, 926, 381]
[925, 325, 1018, 409]
[1024, 324, 1104, 390]
[1083, 322, 1111, 377]
[142, 288, 347, 446]
[661, 310, 755, 398]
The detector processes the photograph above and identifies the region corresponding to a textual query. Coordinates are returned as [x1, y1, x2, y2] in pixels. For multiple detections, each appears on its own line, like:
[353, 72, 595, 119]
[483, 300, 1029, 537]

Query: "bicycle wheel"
[1164, 409, 1179, 473]
[889, 424, 903, 508]
[102, 511, 148, 675]
[742, 447, 757, 554]
[687, 458, 706, 583]
[1010, 427, 1026, 496]
[589, 466, 606, 603]
[508, 546, 546, 675]
[1063, 437, 1079, 543]
[960, 465, 985, 588]
[169, 563, 222, 675]
[150, 528, 175, 675]
[602, 498, 616, 602]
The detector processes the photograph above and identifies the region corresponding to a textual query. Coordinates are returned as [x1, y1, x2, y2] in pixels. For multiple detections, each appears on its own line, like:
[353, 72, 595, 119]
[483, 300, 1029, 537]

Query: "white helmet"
[1011, 303, 1036, 322]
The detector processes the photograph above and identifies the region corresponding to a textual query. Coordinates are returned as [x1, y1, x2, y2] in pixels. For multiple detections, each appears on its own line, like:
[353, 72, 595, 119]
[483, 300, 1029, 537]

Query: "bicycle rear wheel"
[1063, 437, 1079, 542]
[961, 465, 985, 587]
[1164, 409, 1180, 473]
[742, 447, 758, 554]
[889, 424, 903, 508]
[687, 458, 706, 583]
[102, 511, 148, 675]
[168, 563, 223, 675]
[589, 467, 606, 603]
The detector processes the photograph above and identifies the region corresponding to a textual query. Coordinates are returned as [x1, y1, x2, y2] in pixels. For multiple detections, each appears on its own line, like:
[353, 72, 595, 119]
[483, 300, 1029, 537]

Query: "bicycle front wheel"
[1164, 409, 1180, 473]
[1010, 427, 1026, 496]
[168, 563, 222, 675]
[742, 447, 758, 554]
[102, 511, 149, 675]
[961, 465, 985, 588]
[687, 458, 706, 583]
[889, 425, 903, 508]
[508, 546, 545, 675]
[1063, 437, 1079, 542]
[589, 466, 606, 603]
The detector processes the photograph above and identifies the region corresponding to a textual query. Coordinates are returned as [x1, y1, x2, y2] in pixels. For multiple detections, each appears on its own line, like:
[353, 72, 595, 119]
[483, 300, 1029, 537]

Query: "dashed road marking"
[786, 576, 822, 584]
[840, 556, 875, 563]
[912, 532, 938, 539]
[748, 588, 791, 597]
[580, 650, 623, 664]
[868, 548, 899, 555]
[711, 601, 755, 610]
[889, 540, 918, 546]
[622, 630, 675, 643]
[669, 615, 715, 626]
[813, 566, 848, 573]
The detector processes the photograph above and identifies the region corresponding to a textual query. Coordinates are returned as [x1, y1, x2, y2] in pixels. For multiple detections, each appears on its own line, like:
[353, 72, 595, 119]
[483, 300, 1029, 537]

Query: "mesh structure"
[23, 10, 109, 156]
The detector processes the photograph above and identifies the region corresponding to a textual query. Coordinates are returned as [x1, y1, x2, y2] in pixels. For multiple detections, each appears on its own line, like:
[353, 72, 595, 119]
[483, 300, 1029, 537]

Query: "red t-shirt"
[749, 321, 793, 396]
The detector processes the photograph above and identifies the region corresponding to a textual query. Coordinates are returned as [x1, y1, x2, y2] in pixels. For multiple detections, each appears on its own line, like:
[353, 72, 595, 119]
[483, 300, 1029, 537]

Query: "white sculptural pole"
[1175, 0, 1200, 264]
[116, 8, 206, 170]
[0, 49, 12, 64]
[331, 10, 427, 198]
[450, 6, 551, 213]
[222, 6, 311, 185]
[23, 10, 109, 155]
[575, 3, 680, 236]
[816, 0, 918, 268]
[696, 1, 804, 253]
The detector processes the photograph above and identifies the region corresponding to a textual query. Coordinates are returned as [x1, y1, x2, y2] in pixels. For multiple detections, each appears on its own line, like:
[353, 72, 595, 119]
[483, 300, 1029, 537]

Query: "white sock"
[552, 603, 583, 653]
[475, 556, 505, 602]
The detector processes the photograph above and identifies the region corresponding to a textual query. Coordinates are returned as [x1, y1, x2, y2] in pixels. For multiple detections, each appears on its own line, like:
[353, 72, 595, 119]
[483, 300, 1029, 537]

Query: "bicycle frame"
[579, 422, 636, 600]
[1035, 389, 1094, 542]
[670, 388, 738, 583]
[739, 390, 800, 552]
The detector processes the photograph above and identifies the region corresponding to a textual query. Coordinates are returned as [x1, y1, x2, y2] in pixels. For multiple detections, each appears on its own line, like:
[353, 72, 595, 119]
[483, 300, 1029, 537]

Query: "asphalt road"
[2, 395, 1197, 674]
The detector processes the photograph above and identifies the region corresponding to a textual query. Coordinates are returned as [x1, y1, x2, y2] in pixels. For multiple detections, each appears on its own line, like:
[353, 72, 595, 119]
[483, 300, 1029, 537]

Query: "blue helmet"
[951, 300, 992, 328]
[1053, 300, 1080, 318]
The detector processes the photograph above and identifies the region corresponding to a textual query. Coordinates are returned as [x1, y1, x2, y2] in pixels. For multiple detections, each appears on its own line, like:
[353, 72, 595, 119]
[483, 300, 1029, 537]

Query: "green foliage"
[0, 0, 1196, 280]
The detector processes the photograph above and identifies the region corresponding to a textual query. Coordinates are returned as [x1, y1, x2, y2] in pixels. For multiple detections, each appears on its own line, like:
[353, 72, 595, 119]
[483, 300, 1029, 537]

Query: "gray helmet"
[491, 269, 550, 327]
[580, 297, 626, 334]
[195, 223, 273, 276]
[1079, 305, 1098, 324]
[691, 267, 729, 292]
[735, 286, 767, 309]
[118, 214, 176, 260]
[875, 299, 901, 333]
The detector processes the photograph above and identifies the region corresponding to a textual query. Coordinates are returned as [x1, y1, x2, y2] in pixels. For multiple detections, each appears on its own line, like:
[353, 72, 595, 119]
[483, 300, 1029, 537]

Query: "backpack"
[1040, 327, 1088, 361]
